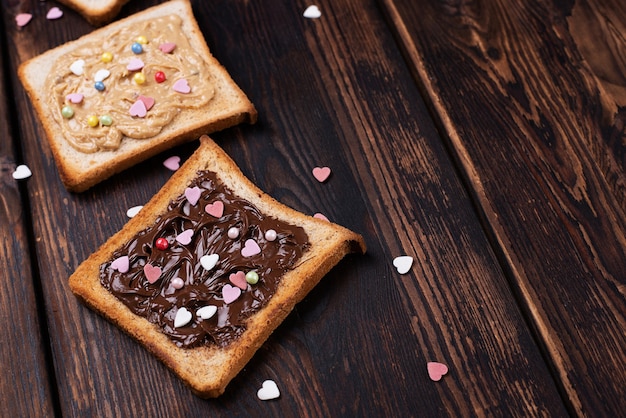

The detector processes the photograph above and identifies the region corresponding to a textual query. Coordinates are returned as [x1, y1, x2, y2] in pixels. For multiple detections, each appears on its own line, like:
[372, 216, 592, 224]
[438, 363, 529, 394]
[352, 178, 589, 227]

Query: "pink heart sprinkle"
[172, 78, 191, 94]
[312, 166, 331, 182]
[159, 42, 176, 53]
[127, 58, 144, 71]
[176, 229, 194, 245]
[222, 284, 242, 304]
[205, 201, 224, 218]
[111, 256, 129, 273]
[129, 99, 147, 118]
[241, 239, 261, 258]
[229, 271, 248, 290]
[143, 264, 162, 284]
[46, 7, 63, 20]
[137, 95, 155, 111]
[16, 13, 33, 27]
[163, 155, 180, 171]
[427, 362, 449, 382]
[65, 93, 84, 104]
[185, 186, 201, 206]
[313, 213, 330, 222]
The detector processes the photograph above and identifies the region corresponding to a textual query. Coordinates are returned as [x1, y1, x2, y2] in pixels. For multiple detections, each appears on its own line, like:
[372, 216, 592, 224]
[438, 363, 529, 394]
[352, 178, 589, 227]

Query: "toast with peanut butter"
[56, 0, 131, 25]
[69, 135, 366, 397]
[19, 0, 256, 192]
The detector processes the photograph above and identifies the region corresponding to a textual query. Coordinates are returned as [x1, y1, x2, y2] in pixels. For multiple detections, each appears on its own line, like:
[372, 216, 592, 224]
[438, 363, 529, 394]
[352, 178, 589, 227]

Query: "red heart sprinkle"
[312, 166, 331, 182]
[229, 271, 248, 290]
[427, 362, 449, 381]
[205, 201, 224, 218]
[143, 264, 162, 284]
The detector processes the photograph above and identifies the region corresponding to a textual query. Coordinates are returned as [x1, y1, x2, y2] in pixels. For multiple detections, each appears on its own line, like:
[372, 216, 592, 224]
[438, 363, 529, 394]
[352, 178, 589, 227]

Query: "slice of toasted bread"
[19, 0, 257, 192]
[56, 0, 131, 25]
[69, 135, 366, 397]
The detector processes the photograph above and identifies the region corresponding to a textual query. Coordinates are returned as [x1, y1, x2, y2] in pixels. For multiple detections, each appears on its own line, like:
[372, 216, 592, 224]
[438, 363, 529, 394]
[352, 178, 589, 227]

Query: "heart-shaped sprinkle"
[176, 229, 194, 245]
[126, 58, 144, 71]
[16, 13, 33, 27]
[65, 93, 84, 104]
[143, 264, 162, 284]
[205, 201, 224, 218]
[257, 380, 280, 400]
[174, 307, 192, 328]
[229, 271, 248, 290]
[303, 5, 322, 19]
[171, 277, 185, 289]
[200, 254, 219, 270]
[137, 95, 155, 111]
[126, 205, 143, 218]
[70, 59, 85, 76]
[222, 284, 241, 304]
[172, 78, 191, 94]
[196, 305, 217, 320]
[163, 155, 180, 171]
[94, 69, 111, 82]
[393, 256, 413, 274]
[185, 186, 201, 206]
[241, 239, 261, 258]
[159, 42, 176, 53]
[46, 7, 63, 20]
[427, 362, 449, 381]
[12, 164, 32, 180]
[313, 212, 329, 222]
[111, 256, 129, 273]
[129, 99, 147, 118]
[312, 166, 331, 182]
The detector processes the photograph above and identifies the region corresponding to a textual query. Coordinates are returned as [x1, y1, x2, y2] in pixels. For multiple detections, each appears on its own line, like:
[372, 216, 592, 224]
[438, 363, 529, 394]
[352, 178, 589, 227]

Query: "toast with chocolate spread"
[69, 135, 366, 397]
[56, 0, 131, 25]
[18, 0, 256, 192]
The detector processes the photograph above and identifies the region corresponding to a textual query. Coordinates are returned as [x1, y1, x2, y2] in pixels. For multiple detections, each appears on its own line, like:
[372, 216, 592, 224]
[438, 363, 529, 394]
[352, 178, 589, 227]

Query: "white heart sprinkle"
[70, 59, 85, 76]
[126, 205, 143, 218]
[94, 69, 110, 82]
[174, 307, 192, 328]
[393, 256, 413, 275]
[200, 254, 219, 270]
[12, 164, 32, 180]
[196, 305, 217, 320]
[257, 380, 280, 400]
[303, 5, 321, 19]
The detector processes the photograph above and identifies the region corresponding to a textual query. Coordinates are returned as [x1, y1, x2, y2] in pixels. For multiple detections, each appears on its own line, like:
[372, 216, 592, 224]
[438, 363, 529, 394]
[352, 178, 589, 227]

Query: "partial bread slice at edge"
[56, 0, 132, 25]
[18, 0, 257, 192]
[68, 135, 366, 397]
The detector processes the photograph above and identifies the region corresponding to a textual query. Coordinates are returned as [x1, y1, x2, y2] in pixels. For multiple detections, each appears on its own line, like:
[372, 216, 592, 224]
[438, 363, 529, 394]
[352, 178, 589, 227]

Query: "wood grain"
[381, 0, 626, 415]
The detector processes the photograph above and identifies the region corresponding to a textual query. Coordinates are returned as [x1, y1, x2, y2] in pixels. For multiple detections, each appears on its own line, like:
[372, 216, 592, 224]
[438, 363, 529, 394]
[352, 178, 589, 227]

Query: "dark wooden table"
[2, 0, 625, 416]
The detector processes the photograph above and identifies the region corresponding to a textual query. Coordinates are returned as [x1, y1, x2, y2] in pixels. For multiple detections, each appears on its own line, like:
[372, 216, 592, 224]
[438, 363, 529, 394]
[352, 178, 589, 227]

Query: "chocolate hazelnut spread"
[99, 170, 310, 348]
[47, 15, 215, 153]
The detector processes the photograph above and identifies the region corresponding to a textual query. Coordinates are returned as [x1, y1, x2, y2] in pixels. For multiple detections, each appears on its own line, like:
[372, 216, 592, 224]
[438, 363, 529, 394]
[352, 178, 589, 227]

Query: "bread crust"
[18, 0, 257, 192]
[69, 135, 366, 397]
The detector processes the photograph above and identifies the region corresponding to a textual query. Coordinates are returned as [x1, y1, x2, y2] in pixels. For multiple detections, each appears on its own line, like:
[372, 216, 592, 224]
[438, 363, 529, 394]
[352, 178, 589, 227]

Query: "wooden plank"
[380, 0, 626, 415]
[0, 9, 56, 417]
[4, 0, 567, 415]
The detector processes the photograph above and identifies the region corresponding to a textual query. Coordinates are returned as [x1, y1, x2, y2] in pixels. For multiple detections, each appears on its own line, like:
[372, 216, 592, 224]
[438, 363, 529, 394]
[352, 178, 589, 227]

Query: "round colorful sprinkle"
[136, 35, 148, 44]
[61, 106, 74, 119]
[131, 42, 143, 54]
[133, 72, 146, 85]
[265, 229, 277, 242]
[101, 52, 113, 63]
[154, 71, 166, 83]
[171, 277, 185, 290]
[99, 115, 113, 126]
[155, 237, 169, 250]
[87, 115, 99, 127]
[245, 271, 259, 285]
[227, 227, 239, 239]
[94, 81, 105, 91]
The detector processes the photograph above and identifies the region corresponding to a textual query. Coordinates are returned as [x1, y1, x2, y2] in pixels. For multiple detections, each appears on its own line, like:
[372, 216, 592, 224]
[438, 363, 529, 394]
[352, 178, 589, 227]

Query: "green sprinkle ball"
[245, 271, 259, 285]
[61, 105, 74, 119]
[99, 115, 113, 126]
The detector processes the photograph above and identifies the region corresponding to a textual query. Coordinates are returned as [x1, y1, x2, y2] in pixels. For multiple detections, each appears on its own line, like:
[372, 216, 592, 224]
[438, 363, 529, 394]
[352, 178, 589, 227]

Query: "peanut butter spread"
[47, 15, 215, 153]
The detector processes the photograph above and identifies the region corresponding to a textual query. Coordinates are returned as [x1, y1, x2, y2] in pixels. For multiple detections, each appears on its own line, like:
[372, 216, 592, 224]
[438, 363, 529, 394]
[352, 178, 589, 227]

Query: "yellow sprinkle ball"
[136, 35, 148, 44]
[101, 52, 113, 63]
[133, 72, 146, 85]
[87, 115, 99, 127]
